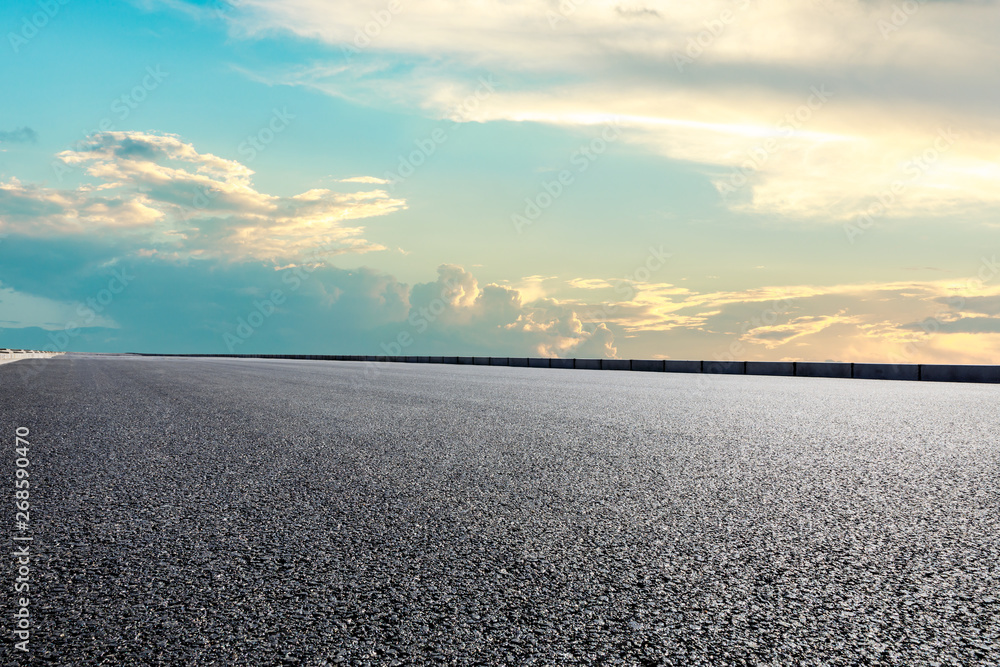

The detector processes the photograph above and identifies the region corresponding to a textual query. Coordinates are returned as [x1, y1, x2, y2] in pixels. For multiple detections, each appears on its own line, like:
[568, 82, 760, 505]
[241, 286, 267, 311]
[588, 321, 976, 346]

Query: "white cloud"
[0, 131, 406, 262]
[214, 0, 1000, 222]
[337, 176, 391, 184]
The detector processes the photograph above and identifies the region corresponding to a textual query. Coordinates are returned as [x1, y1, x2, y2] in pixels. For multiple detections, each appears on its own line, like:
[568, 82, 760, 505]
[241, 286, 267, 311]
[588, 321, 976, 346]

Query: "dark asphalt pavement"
[2, 354, 998, 665]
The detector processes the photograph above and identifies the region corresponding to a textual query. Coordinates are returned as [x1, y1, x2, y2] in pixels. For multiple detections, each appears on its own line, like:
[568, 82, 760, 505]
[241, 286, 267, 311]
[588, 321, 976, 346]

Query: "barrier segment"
[746, 362, 794, 377]
[704, 361, 745, 375]
[796, 362, 852, 379]
[632, 360, 665, 372]
[920, 364, 1000, 384]
[663, 360, 701, 374]
[853, 363, 919, 381]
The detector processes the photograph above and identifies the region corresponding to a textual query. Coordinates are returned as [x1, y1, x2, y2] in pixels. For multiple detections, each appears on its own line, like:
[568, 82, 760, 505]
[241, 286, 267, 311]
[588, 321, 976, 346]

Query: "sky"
[1, 0, 999, 362]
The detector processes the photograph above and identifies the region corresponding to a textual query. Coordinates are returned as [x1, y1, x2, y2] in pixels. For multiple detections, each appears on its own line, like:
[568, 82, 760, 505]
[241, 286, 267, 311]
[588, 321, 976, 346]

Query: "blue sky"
[2, 0, 999, 362]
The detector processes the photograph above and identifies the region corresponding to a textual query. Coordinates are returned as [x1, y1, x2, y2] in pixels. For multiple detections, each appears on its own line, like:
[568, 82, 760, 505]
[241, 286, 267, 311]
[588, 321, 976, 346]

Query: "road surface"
[2, 354, 998, 665]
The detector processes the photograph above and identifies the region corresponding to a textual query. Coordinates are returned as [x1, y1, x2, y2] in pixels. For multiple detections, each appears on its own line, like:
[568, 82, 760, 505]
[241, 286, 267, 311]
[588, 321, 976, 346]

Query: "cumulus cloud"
[394, 264, 620, 357]
[0, 131, 405, 262]
[210, 0, 1000, 222]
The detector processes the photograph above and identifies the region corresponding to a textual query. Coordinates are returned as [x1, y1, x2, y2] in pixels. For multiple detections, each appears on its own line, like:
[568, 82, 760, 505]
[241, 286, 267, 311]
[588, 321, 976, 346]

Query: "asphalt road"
[2, 354, 998, 665]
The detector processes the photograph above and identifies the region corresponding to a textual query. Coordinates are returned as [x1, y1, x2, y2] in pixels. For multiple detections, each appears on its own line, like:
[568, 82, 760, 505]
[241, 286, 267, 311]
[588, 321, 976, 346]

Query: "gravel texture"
[2, 354, 999, 665]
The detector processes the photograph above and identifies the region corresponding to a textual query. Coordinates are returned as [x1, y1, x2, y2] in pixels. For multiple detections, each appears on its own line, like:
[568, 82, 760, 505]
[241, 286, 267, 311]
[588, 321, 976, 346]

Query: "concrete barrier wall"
[796, 362, 852, 379]
[746, 361, 795, 377]
[853, 363, 919, 381]
[131, 353, 1000, 385]
[632, 360, 665, 372]
[920, 364, 1000, 383]
[663, 360, 702, 374]
[704, 361, 745, 375]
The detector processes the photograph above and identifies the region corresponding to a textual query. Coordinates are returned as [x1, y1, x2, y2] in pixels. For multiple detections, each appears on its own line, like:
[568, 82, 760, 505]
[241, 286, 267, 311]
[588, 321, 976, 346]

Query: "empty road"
[2, 354, 998, 665]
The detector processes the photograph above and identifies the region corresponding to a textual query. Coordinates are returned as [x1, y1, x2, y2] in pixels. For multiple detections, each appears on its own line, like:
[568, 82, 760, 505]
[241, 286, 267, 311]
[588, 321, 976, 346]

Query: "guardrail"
[132, 354, 1000, 384]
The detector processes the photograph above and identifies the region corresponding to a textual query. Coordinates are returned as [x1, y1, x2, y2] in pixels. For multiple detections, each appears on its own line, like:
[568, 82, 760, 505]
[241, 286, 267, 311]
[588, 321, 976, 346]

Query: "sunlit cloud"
[541, 270, 1000, 363]
[219, 0, 1000, 222]
[338, 176, 392, 184]
[0, 131, 406, 262]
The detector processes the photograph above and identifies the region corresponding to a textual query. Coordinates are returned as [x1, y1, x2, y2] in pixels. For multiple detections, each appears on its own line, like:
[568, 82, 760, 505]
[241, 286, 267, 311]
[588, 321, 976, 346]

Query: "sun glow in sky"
[1, 0, 999, 362]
